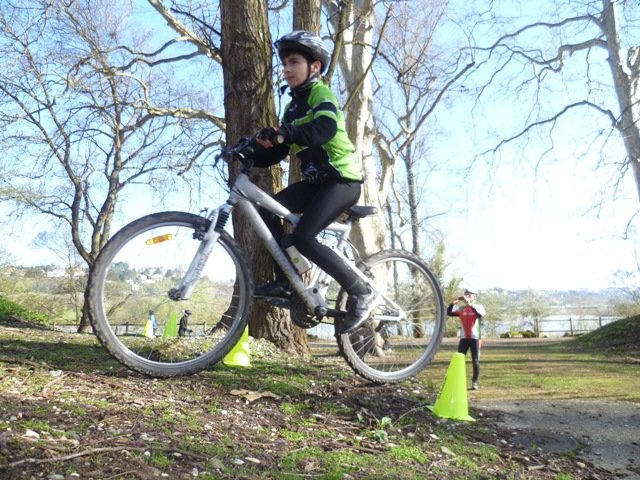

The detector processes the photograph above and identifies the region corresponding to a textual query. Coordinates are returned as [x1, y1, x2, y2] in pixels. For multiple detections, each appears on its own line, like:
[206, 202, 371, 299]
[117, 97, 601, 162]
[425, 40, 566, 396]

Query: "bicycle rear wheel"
[88, 211, 252, 377]
[336, 249, 445, 383]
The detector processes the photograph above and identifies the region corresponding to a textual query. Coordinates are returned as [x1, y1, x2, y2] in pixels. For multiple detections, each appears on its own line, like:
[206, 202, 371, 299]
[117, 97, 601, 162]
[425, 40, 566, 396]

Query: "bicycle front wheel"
[336, 249, 445, 383]
[88, 211, 253, 377]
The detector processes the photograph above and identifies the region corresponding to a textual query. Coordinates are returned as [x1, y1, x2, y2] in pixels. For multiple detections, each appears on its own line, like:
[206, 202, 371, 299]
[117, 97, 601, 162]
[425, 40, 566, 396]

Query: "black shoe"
[254, 281, 292, 299]
[336, 288, 379, 334]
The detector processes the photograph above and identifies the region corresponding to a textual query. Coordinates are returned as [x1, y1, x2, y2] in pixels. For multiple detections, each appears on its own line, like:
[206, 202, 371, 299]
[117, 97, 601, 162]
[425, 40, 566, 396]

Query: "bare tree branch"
[480, 99, 619, 155]
[146, 0, 222, 63]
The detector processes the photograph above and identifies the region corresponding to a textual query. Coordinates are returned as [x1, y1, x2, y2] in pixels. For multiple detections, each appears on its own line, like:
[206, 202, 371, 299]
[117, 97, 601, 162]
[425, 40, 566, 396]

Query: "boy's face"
[282, 53, 321, 88]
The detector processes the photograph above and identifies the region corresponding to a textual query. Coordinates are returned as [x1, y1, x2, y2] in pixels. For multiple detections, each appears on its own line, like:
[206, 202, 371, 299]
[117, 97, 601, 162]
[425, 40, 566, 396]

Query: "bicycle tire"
[87, 211, 253, 377]
[336, 249, 445, 383]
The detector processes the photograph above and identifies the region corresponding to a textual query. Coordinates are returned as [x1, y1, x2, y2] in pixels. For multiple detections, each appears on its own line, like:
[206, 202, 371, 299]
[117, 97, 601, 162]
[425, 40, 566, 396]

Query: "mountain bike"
[87, 135, 445, 383]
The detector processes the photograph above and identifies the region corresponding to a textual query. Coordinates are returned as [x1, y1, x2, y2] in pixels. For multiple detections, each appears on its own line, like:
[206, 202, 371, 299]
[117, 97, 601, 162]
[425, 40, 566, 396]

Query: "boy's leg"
[255, 182, 314, 297]
[289, 181, 363, 293]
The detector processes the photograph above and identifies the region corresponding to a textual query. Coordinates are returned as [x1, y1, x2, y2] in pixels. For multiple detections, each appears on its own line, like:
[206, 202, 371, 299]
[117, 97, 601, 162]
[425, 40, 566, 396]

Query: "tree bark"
[220, 0, 308, 354]
[326, 0, 387, 255]
[601, 0, 640, 201]
[294, 0, 321, 31]
[288, 0, 322, 188]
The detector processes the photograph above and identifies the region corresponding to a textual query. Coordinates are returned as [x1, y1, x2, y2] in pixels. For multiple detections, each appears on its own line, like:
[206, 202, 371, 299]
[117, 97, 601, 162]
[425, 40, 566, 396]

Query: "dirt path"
[476, 399, 640, 479]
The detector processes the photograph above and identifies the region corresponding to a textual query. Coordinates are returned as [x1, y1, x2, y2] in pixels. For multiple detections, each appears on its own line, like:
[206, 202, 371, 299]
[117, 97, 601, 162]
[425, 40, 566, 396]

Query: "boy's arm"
[251, 143, 290, 168]
[280, 101, 338, 147]
[446, 302, 458, 317]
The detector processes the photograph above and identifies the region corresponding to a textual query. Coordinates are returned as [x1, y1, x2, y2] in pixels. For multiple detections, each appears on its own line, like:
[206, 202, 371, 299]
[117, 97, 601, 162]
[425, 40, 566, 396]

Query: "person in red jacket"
[446, 287, 486, 390]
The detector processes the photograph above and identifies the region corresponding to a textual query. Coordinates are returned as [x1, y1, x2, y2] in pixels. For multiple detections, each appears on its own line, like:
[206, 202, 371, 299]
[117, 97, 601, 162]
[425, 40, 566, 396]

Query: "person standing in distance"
[148, 310, 157, 335]
[446, 287, 486, 390]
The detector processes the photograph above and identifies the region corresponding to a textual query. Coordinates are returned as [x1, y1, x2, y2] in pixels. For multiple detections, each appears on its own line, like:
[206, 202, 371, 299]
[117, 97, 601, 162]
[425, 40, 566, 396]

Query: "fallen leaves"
[229, 389, 281, 402]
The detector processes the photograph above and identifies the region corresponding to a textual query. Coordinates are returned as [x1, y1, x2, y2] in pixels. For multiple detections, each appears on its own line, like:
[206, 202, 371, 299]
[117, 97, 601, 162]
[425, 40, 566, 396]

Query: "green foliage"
[0, 323, 634, 478]
[148, 452, 174, 468]
[0, 295, 53, 325]
[388, 444, 429, 464]
[572, 316, 640, 353]
[370, 416, 392, 442]
[429, 239, 462, 301]
[0, 265, 83, 325]
[612, 300, 640, 318]
[554, 474, 574, 480]
[280, 429, 305, 442]
[519, 290, 554, 320]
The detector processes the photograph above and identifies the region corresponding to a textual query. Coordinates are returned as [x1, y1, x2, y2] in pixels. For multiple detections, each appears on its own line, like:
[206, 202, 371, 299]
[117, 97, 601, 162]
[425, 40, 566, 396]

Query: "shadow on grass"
[0, 337, 123, 374]
[0, 335, 322, 392]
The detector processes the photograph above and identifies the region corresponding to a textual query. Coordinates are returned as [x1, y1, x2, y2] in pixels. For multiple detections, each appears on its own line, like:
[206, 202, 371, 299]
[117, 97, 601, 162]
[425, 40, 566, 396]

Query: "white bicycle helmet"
[275, 30, 331, 73]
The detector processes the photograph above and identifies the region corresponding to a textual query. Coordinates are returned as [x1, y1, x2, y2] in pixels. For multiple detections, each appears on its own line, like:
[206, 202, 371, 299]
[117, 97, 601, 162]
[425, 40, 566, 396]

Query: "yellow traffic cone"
[427, 352, 474, 421]
[142, 318, 155, 338]
[162, 312, 178, 338]
[223, 326, 251, 367]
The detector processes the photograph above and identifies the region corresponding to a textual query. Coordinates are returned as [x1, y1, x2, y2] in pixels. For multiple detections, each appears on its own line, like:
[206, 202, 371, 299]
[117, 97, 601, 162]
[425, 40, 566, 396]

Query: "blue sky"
[2, 0, 638, 292]
[424, 0, 640, 291]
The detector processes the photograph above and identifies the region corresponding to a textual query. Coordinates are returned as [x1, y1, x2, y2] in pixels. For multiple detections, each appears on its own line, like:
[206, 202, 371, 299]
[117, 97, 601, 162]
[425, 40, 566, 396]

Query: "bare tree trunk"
[288, 0, 321, 187]
[220, 0, 307, 354]
[263, 0, 326, 354]
[601, 0, 640, 201]
[294, 0, 320, 31]
[405, 149, 422, 257]
[326, 0, 386, 255]
[78, 266, 94, 333]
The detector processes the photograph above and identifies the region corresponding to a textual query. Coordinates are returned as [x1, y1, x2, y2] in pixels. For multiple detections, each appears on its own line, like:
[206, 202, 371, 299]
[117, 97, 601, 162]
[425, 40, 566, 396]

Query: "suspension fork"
[168, 205, 231, 301]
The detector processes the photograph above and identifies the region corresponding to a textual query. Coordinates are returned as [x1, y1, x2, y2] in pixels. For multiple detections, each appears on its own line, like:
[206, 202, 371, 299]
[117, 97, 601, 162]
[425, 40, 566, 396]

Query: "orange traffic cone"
[223, 326, 251, 367]
[428, 352, 474, 421]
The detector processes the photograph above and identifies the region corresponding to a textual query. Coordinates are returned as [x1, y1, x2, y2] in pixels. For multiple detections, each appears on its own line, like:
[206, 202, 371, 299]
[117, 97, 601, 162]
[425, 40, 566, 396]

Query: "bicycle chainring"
[289, 293, 321, 329]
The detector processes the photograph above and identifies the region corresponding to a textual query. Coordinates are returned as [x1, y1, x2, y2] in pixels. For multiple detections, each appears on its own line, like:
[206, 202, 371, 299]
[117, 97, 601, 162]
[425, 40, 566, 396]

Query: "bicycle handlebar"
[215, 130, 286, 169]
[215, 136, 255, 168]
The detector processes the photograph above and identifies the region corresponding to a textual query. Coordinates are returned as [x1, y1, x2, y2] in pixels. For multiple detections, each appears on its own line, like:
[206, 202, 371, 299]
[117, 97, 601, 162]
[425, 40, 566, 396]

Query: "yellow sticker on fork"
[145, 233, 174, 245]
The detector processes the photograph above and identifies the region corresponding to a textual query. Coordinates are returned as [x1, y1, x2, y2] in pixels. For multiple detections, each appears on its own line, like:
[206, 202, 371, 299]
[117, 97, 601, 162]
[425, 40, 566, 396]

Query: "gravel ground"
[476, 399, 640, 480]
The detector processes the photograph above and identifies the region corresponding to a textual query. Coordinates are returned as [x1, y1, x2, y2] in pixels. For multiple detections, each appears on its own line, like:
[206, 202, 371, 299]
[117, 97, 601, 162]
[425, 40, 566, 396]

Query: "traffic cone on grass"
[142, 318, 155, 338]
[162, 312, 178, 338]
[223, 326, 251, 367]
[428, 352, 474, 421]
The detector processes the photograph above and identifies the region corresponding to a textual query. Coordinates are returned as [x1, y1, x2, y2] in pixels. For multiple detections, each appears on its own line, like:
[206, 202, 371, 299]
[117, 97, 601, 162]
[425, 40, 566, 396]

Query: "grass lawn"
[0, 314, 637, 479]
[418, 336, 640, 403]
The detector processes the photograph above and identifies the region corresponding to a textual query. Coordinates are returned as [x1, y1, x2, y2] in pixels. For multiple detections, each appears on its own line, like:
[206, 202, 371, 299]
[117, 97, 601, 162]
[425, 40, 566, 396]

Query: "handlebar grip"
[256, 128, 285, 145]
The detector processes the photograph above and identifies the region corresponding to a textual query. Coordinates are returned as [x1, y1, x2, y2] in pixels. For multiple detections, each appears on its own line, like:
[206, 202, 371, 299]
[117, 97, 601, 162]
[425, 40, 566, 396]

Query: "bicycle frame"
[88, 136, 443, 382]
[171, 170, 379, 319]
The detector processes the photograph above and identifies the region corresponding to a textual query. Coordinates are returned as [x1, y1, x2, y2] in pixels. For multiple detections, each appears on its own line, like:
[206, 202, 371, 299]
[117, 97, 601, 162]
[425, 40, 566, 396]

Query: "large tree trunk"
[277, 0, 324, 352]
[294, 0, 321, 30]
[288, 1, 321, 188]
[220, 0, 307, 354]
[601, 0, 640, 202]
[78, 267, 94, 334]
[326, 0, 386, 255]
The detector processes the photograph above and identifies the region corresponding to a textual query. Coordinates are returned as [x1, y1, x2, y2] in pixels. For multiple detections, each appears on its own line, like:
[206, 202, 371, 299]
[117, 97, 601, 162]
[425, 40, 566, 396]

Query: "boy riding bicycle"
[250, 30, 377, 334]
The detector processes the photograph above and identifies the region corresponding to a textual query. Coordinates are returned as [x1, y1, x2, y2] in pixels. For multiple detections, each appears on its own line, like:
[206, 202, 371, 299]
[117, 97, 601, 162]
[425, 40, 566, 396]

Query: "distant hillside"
[572, 316, 640, 356]
[486, 287, 633, 317]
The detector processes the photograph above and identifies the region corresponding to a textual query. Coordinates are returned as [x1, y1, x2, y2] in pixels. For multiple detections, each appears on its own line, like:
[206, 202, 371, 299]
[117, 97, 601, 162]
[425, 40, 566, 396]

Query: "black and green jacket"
[253, 80, 361, 184]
